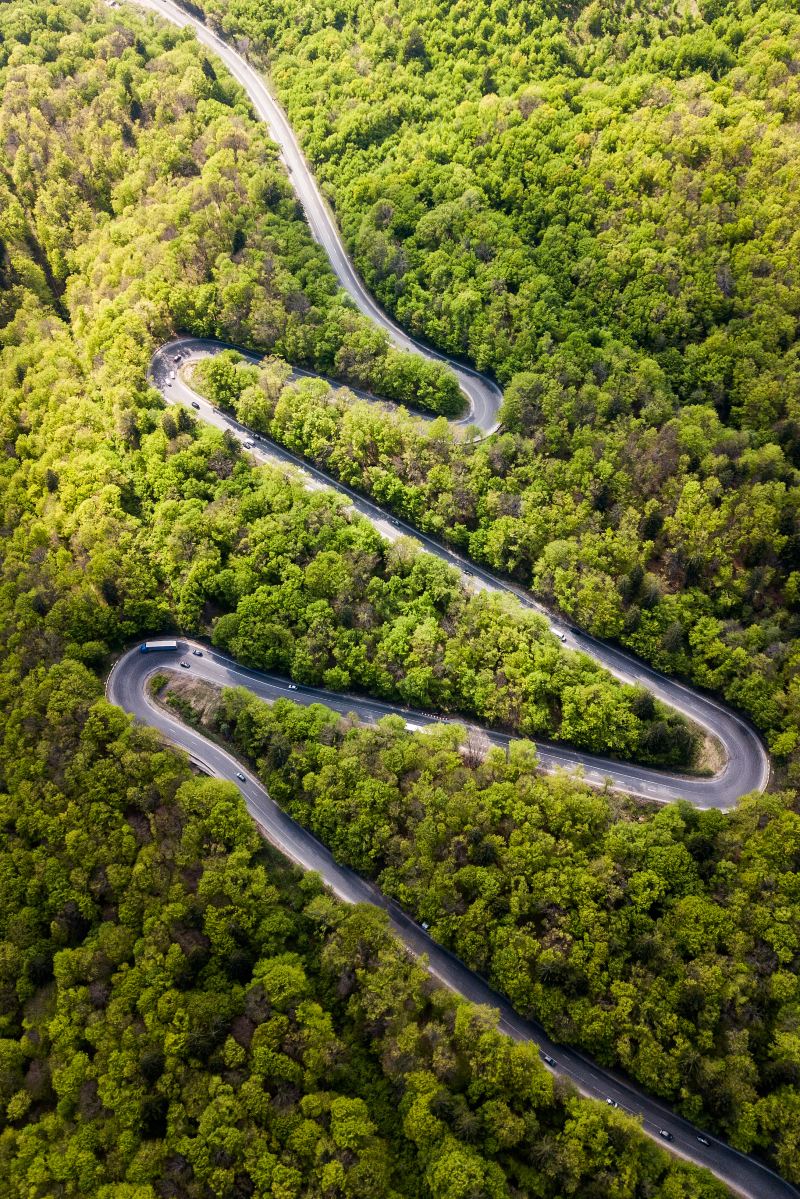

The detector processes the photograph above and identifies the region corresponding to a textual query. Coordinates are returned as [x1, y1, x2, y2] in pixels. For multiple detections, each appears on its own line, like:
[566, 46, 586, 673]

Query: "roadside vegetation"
[160, 671, 800, 1180]
[0, 663, 728, 1198]
[0, 3, 728, 1196]
[0, 0, 679, 764]
[192, 0, 800, 775]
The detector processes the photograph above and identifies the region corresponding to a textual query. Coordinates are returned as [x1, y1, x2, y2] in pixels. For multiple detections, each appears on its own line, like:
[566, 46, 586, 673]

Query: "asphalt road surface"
[107, 639, 796, 1199]
[110, 3, 784, 1190]
[128, 0, 503, 434]
[153, 337, 769, 810]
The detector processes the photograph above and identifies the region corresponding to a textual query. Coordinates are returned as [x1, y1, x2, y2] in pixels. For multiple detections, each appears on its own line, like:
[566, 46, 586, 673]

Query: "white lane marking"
[152, 345, 768, 805]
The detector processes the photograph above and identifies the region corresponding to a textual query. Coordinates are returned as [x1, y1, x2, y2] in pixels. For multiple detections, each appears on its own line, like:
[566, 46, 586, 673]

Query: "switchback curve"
[99, 1, 782, 1186]
[153, 336, 769, 810]
[129, 0, 503, 433]
[106, 639, 797, 1199]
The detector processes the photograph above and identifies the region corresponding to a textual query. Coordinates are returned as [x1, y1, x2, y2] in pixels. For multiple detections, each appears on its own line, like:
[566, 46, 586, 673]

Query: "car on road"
[243, 440, 254, 449]
[235, 771, 246, 782]
[180, 660, 190, 669]
[191, 401, 200, 409]
[658, 1129, 673, 1141]
[288, 683, 298, 690]
[559, 631, 567, 642]
[541, 1053, 557, 1067]
[169, 370, 176, 380]
[696, 1135, 711, 1146]
[192, 648, 203, 656]
[606, 1098, 618, 1108]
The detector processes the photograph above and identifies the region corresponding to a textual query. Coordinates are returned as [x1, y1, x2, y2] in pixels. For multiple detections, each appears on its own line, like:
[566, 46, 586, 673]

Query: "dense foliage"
[167, 672, 800, 1181]
[191, 0, 800, 770]
[200, 0, 800, 392]
[192, 343, 799, 763]
[0, 0, 460, 416]
[0, 664, 729, 1199]
[206, 481, 692, 764]
[0, 0, 680, 766]
[0, 5, 729, 1196]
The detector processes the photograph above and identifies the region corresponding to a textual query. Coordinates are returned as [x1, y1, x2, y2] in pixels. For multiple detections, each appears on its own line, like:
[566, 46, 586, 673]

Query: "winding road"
[131, 0, 502, 433]
[154, 336, 768, 811]
[135, 338, 776, 1197]
[107, 638, 794, 1199]
[113, 1, 787, 1192]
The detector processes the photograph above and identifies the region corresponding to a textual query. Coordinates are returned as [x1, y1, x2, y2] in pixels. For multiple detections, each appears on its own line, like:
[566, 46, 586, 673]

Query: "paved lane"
[107, 640, 797, 1199]
[101, 3, 783, 1186]
[128, 0, 502, 433]
[154, 337, 769, 810]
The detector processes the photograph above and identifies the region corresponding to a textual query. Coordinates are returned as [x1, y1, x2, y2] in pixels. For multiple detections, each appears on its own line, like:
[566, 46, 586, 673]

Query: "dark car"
[606, 1098, 618, 1108]
[180, 660, 190, 669]
[192, 648, 203, 656]
[191, 401, 200, 410]
[541, 1053, 557, 1067]
[658, 1129, 673, 1142]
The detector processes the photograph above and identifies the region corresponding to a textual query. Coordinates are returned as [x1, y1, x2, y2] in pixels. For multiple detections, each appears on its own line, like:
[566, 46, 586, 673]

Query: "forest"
[0, 2, 728, 1195]
[0, 0, 686, 766]
[0, 661, 728, 1198]
[188, 0, 800, 775]
[160, 670, 800, 1180]
[193, 302, 800, 770]
[7, 0, 800, 1194]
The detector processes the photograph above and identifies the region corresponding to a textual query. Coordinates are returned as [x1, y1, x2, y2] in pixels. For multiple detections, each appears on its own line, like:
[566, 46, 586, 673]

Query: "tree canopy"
[162, 671, 800, 1181]
[2, 0, 800, 1192]
[187, 0, 800, 773]
[0, 3, 726, 1194]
